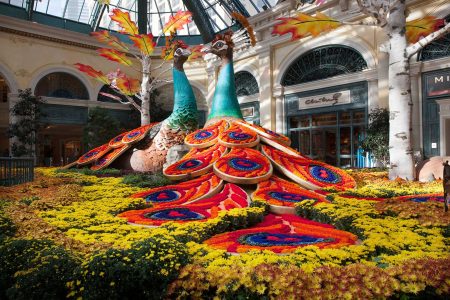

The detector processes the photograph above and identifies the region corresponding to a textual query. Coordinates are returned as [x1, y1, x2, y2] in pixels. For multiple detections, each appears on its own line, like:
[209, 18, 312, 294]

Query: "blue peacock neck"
[165, 67, 198, 131]
[207, 59, 243, 121]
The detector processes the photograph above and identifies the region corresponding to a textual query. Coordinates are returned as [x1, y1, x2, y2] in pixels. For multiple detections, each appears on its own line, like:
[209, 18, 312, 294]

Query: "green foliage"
[71, 235, 190, 299]
[0, 239, 79, 300]
[56, 167, 121, 177]
[121, 172, 171, 188]
[19, 196, 40, 206]
[360, 108, 390, 167]
[8, 89, 46, 157]
[0, 200, 16, 242]
[82, 107, 121, 149]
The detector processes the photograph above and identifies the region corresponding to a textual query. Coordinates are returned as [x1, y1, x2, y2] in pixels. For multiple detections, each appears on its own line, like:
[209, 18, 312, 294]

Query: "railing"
[0, 157, 34, 186]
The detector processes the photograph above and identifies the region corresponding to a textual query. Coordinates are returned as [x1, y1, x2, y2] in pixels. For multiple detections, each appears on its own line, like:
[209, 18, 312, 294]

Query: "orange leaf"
[163, 11, 192, 34]
[74, 63, 110, 85]
[188, 45, 204, 61]
[272, 12, 341, 41]
[406, 16, 445, 44]
[115, 75, 140, 96]
[91, 30, 129, 52]
[97, 48, 132, 66]
[110, 8, 139, 35]
[129, 33, 155, 56]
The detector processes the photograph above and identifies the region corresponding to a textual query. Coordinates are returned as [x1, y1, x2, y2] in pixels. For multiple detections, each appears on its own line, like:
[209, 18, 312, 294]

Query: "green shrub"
[121, 172, 171, 188]
[0, 239, 79, 300]
[0, 200, 15, 242]
[56, 167, 121, 176]
[19, 196, 40, 206]
[71, 235, 190, 299]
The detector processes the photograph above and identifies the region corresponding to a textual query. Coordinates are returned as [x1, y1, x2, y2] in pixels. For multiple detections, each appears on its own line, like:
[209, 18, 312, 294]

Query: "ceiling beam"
[27, 0, 35, 20]
[91, 3, 107, 32]
[182, 0, 215, 43]
[137, 0, 147, 34]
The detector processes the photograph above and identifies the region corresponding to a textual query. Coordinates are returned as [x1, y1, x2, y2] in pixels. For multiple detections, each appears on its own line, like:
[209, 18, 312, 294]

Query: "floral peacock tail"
[118, 119, 363, 253]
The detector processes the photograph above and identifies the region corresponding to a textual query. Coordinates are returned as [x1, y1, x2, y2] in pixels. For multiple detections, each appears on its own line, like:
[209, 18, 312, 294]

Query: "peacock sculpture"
[118, 31, 360, 253]
[67, 41, 199, 172]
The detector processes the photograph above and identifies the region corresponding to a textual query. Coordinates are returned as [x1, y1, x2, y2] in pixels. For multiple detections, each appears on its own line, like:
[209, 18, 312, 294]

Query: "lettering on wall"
[298, 90, 351, 110]
[427, 73, 450, 97]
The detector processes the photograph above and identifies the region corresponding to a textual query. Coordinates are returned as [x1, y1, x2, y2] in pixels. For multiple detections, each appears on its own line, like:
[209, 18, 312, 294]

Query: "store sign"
[298, 90, 351, 109]
[427, 73, 450, 97]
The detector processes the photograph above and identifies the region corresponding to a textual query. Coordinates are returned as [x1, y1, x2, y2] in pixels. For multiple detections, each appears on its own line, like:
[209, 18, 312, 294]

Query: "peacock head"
[202, 31, 234, 61]
[173, 40, 191, 70]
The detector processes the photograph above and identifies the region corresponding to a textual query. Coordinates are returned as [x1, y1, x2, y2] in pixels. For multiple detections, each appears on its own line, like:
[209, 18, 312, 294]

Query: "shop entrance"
[289, 110, 366, 168]
[38, 124, 83, 166]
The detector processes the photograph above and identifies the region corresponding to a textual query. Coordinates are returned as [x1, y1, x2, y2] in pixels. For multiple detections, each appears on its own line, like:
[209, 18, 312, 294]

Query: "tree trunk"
[386, 1, 414, 180]
[140, 56, 151, 125]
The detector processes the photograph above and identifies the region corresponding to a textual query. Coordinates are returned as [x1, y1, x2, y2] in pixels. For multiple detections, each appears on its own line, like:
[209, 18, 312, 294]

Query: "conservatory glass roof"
[0, 0, 278, 43]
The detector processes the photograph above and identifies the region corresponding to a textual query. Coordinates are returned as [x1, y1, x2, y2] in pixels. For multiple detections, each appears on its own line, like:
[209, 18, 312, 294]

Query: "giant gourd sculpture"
[68, 41, 199, 172]
[118, 30, 359, 253]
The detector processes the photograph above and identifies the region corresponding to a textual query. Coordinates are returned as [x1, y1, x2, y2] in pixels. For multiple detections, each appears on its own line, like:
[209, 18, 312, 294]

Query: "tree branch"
[407, 21, 450, 58]
[123, 94, 142, 112]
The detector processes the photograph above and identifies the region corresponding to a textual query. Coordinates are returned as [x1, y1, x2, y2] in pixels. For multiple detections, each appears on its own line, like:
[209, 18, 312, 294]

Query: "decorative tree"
[75, 9, 193, 126]
[361, 108, 390, 167]
[272, 0, 450, 180]
[8, 89, 46, 158]
[82, 107, 121, 150]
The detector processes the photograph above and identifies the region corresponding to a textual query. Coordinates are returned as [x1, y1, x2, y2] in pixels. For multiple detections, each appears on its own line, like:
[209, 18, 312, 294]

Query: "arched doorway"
[283, 45, 368, 167]
[235, 71, 260, 125]
[155, 83, 207, 126]
[35, 72, 89, 166]
[419, 15, 450, 158]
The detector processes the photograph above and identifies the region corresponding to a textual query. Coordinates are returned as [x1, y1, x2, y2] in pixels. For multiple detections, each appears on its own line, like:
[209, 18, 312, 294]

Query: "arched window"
[235, 71, 259, 96]
[35, 72, 89, 99]
[418, 15, 450, 61]
[281, 45, 368, 86]
[0, 74, 10, 102]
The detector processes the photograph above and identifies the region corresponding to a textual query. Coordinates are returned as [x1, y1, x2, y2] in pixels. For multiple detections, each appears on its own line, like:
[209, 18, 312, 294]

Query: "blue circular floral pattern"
[409, 196, 444, 203]
[268, 191, 310, 203]
[228, 132, 252, 140]
[145, 190, 181, 203]
[144, 208, 205, 221]
[309, 165, 341, 184]
[127, 131, 140, 138]
[177, 159, 203, 170]
[82, 150, 99, 159]
[228, 158, 262, 171]
[194, 130, 213, 140]
[239, 232, 333, 246]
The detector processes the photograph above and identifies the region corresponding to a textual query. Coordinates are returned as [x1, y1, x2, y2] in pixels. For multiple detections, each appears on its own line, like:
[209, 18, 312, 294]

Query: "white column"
[257, 49, 273, 130]
[273, 85, 285, 134]
[204, 61, 217, 116]
[410, 66, 421, 154]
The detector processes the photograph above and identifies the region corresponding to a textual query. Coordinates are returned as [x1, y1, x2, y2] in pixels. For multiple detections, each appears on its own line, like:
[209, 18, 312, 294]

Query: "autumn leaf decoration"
[115, 75, 141, 96]
[110, 8, 139, 35]
[163, 11, 193, 34]
[91, 30, 129, 52]
[188, 45, 204, 61]
[129, 33, 156, 56]
[405, 16, 445, 44]
[74, 63, 110, 85]
[272, 12, 341, 41]
[97, 48, 133, 66]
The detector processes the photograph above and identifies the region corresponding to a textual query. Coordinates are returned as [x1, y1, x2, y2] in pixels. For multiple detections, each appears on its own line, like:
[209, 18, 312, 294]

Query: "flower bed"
[0, 168, 449, 299]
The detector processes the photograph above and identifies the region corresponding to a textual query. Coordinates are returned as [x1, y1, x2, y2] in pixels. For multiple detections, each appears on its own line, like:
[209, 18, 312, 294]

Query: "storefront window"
[288, 110, 366, 168]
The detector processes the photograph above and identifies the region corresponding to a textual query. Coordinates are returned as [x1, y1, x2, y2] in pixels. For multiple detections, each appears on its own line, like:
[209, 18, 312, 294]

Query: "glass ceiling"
[0, 0, 278, 42]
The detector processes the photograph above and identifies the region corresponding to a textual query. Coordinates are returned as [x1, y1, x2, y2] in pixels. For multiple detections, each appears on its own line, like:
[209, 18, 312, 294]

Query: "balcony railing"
[0, 157, 34, 186]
